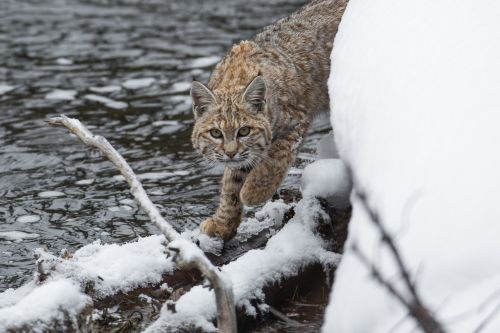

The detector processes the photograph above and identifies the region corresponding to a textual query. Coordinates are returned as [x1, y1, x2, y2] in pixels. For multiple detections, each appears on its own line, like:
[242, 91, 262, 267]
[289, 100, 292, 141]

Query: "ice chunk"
[0, 231, 40, 241]
[55, 58, 73, 65]
[0, 84, 15, 95]
[83, 94, 127, 109]
[113, 170, 189, 181]
[16, 215, 41, 223]
[45, 89, 77, 100]
[189, 56, 220, 68]
[75, 178, 94, 185]
[122, 78, 155, 90]
[170, 82, 191, 93]
[38, 191, 65, 198]
[89, 85, 122, 93]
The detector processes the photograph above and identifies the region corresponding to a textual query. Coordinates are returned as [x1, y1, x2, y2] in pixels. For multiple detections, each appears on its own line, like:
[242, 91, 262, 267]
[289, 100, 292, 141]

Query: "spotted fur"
[191, 0, 348, 239]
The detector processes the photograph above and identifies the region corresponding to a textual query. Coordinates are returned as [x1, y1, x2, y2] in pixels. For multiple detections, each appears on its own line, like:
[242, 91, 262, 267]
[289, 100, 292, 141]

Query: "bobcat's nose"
[224, 141, 238, 159]
[225, 151, 236, 159]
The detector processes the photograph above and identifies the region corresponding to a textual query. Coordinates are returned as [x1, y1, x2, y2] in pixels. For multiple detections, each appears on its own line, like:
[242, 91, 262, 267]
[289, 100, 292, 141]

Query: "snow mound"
[0, 235, 175, 330]
[323, 0, 500, 332]
[0, 279, 91, 332]
[301, 159, 351, 208]
[35, 234, 174, 297]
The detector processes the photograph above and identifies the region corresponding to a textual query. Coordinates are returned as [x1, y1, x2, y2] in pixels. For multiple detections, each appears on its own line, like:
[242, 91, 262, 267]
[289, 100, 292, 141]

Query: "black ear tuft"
[191, 81, 216, 118]
[242, 75, 266, 112]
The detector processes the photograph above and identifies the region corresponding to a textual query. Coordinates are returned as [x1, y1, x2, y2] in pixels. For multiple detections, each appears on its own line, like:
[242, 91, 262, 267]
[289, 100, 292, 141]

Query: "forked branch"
[48, 115, 236, 333]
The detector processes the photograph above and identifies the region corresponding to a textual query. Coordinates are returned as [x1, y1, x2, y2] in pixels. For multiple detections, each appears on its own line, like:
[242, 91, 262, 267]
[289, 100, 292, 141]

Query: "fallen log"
[0, 116, 351, 333]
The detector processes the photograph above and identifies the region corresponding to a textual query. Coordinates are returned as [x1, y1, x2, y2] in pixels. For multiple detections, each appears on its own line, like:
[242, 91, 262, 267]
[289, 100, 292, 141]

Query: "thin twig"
[48, 115, 237, 332]
[352, 189, 446, 333]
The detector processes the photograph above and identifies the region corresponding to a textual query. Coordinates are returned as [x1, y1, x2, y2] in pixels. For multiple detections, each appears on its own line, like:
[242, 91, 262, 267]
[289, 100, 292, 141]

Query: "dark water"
[0, 0, 331, 299]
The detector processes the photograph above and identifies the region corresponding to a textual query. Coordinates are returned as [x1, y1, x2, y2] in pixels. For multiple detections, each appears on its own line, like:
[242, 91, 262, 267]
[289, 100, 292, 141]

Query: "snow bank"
[324, 0, 500, 332]
[146, 197, 342, 332]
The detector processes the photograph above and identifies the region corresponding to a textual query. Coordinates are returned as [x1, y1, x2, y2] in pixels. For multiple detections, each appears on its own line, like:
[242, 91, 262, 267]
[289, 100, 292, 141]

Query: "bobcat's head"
[190, 75, 272, 169]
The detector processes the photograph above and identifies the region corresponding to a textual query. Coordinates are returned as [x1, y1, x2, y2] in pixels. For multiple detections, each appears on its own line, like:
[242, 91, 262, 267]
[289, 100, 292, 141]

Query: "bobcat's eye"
[210, 128, 223, 139]
[238, 126, 251, 137]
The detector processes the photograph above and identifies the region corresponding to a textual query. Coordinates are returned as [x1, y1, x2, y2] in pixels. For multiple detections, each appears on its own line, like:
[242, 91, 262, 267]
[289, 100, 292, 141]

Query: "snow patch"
[0, 279, 91, 332]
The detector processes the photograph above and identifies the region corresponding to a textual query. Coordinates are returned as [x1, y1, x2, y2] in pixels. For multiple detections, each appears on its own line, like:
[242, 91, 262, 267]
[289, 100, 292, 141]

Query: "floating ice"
[55, 58, 73, 65]
[75, 178, 94, 185]
[122, 78, 155, 90]
[83, 94, 127, 109]
[0, 231, 40, 242]
[16, 215, 41, 224]
[152, 120, 180, 127]
[45, 89, 77, 100]
[170, 82, 191, 93]
[89, 85, 122, 93]
[107, 205, 132, 212]
[38, 191, 65, 198]
[113, 170, 189, 181]
[189, 56, 220, 68]
[0, 84, 15, 95]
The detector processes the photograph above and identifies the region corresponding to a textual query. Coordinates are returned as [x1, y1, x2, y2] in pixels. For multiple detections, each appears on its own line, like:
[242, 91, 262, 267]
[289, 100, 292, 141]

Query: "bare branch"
[48, 115, 237, 333]
[352, 189, 446, 333]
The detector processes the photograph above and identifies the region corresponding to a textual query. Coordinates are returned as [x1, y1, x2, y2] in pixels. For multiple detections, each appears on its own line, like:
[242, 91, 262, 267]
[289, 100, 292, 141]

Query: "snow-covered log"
[0, 116, 351, 332]
[323, 0, 500, 332]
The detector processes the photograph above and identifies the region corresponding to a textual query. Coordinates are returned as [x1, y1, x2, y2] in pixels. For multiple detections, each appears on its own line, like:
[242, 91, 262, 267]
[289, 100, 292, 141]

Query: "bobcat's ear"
[242, 75, 266, 112]
[191, 81, 216, 118]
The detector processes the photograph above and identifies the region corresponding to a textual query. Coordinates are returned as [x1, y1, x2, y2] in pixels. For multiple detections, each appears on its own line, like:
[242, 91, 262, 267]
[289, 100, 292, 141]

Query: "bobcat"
[191, 0, 348, 240]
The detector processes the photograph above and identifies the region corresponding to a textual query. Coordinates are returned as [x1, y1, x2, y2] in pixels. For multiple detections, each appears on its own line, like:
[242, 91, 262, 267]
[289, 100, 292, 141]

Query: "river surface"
[0, 0, 332, 323]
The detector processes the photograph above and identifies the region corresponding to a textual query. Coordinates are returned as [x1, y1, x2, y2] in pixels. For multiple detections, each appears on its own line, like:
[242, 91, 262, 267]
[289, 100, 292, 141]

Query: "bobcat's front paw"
[200, 217, 238, 240]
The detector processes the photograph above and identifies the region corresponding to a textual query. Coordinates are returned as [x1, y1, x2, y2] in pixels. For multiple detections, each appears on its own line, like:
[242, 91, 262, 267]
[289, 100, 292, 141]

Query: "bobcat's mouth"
[223, 158, 247, 168]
